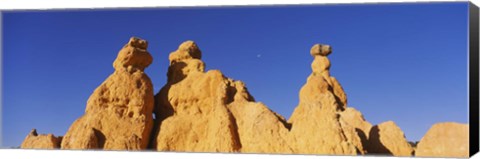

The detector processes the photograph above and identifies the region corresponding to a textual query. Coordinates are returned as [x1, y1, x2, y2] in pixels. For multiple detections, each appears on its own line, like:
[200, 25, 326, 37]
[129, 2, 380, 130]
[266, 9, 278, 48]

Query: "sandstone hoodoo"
[152, 41, 292, 153]
[288, 44, 358, 155]
[61, 37, 155, 150]
[415, 122, 469, 157]
[18, 37, 469, 157]
[20, 129, 62, 149]
[152, 41, 241, 152]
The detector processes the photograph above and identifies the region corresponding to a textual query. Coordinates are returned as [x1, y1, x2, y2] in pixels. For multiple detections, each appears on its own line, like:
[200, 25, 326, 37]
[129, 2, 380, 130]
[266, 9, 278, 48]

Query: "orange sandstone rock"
[339, 107, 373, 154]
[18, 39, 466, 158]
[20, 129, 62, 149]
[366, 121, 413, 156]
[152, 41, 240, 152]
[288, 44, 358, 155]
[61, 37, 154, 150]
[228, 101, 293, 153]
[415, 122, 469, 158]
[152, 41, 292, 153]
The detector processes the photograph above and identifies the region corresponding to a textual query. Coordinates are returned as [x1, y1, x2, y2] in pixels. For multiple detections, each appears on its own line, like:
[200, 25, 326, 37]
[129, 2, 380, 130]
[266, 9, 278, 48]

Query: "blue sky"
[1, 2, 469, 147]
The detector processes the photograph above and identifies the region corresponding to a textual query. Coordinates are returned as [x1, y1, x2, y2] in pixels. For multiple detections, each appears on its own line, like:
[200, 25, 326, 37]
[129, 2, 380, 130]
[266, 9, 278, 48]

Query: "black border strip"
[469, 2, 479, 157]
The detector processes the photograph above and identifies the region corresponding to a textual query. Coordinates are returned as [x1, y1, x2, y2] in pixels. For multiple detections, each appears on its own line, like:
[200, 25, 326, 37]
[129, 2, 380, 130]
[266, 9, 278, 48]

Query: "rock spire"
[152, 41, 292, 153]
[60, 37, 155, 150]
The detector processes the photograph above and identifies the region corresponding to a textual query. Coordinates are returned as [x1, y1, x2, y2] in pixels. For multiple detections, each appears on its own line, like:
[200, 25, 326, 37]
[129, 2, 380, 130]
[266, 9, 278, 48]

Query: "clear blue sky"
[2, 2, 469, 147]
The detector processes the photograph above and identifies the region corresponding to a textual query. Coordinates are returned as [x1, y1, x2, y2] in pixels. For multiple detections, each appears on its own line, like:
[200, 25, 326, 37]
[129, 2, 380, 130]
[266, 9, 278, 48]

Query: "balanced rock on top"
[288, 44, 358, 155]
[60, 37, 155, 150]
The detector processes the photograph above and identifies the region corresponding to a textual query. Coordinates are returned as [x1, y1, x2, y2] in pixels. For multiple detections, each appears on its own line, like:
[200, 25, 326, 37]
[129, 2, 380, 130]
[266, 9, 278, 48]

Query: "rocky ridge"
[20, 37, 470, 157]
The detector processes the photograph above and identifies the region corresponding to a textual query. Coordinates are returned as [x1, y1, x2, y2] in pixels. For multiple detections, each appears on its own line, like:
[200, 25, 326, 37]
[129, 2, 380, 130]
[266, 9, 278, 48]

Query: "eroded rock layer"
[60, 37, 155, 150]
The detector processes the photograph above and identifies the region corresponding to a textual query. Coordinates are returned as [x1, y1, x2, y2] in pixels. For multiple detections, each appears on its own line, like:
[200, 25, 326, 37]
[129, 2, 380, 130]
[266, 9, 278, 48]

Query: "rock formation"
[366, 121, 414, 156]
[152, 41, 292, 153]
[20, 129, 62, 149]
[18, 38, 469, 158]
[227, 101, 293, 153]
[151, 41, 241, 152]
[287, 44, 358, 155]
[60, 37, 155, 150]
[415, 122, 469, 157]
[339, 107, 372, 154]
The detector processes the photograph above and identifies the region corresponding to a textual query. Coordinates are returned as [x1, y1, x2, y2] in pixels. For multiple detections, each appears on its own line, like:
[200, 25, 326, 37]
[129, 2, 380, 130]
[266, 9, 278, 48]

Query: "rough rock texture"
[288, 44, 358, 155]
[152, 41, 240, 152]
[415, 122, 469, 158]
[20, 129, 62, 149]
[339, 108, 372, 137]
[228, 101, 293, 153]
[339, 107, 373, 154]
[366, 121, 413, 156]
[61, 37, 154, 150]
[152, 41, 292, 153]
